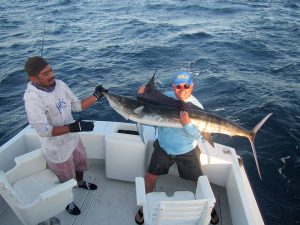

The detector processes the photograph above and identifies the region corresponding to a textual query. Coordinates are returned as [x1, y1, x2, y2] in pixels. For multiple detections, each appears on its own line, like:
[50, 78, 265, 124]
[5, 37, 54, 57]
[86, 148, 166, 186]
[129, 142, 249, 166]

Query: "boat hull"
[0, 121, 264, 225]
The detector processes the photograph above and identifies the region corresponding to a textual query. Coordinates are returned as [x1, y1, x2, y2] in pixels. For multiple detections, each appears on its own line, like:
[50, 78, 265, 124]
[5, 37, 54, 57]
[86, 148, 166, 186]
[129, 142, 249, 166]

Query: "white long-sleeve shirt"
[24, 79, 82, 163]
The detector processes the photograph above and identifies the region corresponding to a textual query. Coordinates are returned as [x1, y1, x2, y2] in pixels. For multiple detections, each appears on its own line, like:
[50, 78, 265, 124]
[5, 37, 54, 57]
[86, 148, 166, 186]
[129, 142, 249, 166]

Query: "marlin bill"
[102, 76, 272, 179]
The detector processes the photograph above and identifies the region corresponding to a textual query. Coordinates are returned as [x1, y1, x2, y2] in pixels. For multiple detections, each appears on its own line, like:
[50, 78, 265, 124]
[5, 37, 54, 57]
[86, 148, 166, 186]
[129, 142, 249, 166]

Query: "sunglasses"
[176, 84, 190, 90]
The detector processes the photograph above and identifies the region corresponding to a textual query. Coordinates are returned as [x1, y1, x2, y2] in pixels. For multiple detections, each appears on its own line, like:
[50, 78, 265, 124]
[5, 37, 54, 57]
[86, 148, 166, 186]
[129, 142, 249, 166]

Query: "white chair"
[135, 175, 216, 225]
[0, 149, 77, 225]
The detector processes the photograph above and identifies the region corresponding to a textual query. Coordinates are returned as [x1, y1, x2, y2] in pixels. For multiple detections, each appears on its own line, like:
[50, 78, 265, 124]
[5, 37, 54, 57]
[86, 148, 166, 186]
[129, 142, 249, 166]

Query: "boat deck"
[0, 159, 233, 225]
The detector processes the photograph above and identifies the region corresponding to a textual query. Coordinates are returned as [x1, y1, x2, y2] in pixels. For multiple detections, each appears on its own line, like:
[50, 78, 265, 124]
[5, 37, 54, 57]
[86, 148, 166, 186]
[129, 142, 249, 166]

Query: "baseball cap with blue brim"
[173, 71, 192, 86]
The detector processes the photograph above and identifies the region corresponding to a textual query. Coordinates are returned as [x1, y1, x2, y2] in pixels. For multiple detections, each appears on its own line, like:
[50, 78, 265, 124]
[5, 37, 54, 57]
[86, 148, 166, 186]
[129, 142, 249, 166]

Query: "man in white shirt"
[23, 56, 104, 215]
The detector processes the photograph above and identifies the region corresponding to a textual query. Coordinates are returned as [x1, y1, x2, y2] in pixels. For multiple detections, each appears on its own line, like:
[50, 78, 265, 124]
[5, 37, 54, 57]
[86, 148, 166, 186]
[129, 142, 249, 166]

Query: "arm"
[55, 83, 103, 133]
[138, 85, 145, 94]
[51, 125, 71, 136]
[51, 118, 94, 136]
[80, 85, 107, 110]
[180, 111, 201, 139]
[25, 83, 95, 137]
[65, 81, 104, 112]
[81, 95, 98, 110]
[25, 99, 93, 137]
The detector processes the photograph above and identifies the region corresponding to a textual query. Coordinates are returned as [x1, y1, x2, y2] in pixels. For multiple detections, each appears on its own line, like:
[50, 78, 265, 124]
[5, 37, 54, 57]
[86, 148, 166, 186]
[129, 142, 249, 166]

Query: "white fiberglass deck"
[0, 159, 232, 225]
[0, 121, 264, 225]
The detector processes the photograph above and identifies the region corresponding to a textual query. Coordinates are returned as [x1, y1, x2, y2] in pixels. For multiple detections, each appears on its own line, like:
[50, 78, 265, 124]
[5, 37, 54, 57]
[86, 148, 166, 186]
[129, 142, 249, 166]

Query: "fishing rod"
[41, 20, 46, 57]
[40, 0, 48, 57]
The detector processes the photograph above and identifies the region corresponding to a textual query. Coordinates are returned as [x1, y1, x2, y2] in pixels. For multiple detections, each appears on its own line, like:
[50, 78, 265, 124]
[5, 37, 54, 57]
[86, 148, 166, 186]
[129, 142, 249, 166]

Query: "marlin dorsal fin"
[138, 72, 203, 111]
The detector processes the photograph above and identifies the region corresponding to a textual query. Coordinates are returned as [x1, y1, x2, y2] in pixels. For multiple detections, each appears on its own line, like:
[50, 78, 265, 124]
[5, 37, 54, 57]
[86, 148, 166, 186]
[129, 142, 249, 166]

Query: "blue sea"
[0, 1, 299, 224]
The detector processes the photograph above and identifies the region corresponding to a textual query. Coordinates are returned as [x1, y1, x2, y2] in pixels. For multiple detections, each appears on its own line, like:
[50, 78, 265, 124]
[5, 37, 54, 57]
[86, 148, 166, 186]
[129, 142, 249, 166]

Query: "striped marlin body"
[102, 74, 272, 179]
[103, 91, 272, 179]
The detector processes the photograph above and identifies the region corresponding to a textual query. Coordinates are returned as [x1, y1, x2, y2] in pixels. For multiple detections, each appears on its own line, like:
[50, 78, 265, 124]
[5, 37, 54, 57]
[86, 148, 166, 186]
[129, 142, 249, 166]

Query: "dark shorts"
[148, 139, 203, 181]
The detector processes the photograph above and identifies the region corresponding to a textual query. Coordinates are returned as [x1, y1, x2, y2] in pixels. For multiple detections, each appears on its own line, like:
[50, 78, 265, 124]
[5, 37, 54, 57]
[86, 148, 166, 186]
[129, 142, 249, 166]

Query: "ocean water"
[0, 0, 299, 224]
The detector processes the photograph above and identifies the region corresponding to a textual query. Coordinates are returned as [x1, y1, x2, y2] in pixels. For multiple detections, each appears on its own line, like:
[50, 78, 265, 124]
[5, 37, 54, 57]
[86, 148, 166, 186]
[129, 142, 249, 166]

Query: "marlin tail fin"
[248, 113, 273, 179]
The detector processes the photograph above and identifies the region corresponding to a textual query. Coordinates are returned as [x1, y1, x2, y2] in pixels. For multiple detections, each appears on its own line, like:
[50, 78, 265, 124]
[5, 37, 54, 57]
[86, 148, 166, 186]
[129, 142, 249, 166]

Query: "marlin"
[103, 75, 272, 179]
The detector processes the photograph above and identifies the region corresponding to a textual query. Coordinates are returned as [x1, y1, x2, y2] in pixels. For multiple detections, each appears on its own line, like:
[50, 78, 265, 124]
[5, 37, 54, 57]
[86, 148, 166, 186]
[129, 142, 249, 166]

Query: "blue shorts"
[148, 139, 203, 181]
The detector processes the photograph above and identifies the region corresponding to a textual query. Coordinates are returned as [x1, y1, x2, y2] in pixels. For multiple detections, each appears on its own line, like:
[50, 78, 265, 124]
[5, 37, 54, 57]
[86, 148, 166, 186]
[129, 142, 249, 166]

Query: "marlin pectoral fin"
[201, 132, 214, 147]
[136, 123, 145, 143]
[134, 106, 144, 115]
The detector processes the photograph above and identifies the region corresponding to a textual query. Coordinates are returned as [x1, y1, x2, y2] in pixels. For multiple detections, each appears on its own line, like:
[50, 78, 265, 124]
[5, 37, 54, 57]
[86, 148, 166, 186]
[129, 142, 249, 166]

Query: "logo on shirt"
[56, 98, 67, 114]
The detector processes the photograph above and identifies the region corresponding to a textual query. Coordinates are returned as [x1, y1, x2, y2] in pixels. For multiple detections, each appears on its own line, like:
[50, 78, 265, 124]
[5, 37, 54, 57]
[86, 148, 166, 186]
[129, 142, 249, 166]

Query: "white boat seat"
[135, 175, 216, 225]
[13, 169, 60, 205]
[0, 149, 77, 225]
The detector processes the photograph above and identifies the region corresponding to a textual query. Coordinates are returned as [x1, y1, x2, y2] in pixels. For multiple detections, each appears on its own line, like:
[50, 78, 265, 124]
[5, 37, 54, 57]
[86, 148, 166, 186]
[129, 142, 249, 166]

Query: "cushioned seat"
[13, 169, 60, 205]
[0, 149, 77, 225]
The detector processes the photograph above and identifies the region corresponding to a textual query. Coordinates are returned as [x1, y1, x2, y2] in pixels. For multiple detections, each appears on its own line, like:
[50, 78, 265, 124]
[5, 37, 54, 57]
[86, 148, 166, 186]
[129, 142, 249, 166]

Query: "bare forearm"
[81, 95, 98, 110]
[51, 125, 71, 136]
[51, 118, 94, 136]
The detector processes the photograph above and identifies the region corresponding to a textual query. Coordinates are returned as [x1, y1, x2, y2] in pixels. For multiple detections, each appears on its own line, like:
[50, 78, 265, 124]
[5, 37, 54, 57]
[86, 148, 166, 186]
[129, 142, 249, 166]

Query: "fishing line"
[75, 74, 100, 86]
[75, 74, 118, 122]
[165, 57, 192, 71]
[164, 57, 203, 79]
[40, 0, 49, 57]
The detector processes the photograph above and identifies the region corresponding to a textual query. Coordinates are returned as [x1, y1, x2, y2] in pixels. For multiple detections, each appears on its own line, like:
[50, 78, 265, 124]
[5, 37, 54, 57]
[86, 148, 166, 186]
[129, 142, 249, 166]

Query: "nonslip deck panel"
[0, 160, 233, 225]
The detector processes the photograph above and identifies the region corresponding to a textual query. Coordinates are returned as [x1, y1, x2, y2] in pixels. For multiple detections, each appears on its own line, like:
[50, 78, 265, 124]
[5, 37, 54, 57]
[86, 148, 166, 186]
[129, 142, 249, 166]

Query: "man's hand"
[93, 85, 108, 101]
[68, 119, 94, 132]
[179, 111, 191, 126]
[138, 85, 145, 94]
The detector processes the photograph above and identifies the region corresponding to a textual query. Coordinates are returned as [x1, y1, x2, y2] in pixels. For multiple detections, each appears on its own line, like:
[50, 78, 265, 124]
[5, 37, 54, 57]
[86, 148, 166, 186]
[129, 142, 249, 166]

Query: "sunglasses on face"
[176, 84, 190, 90]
